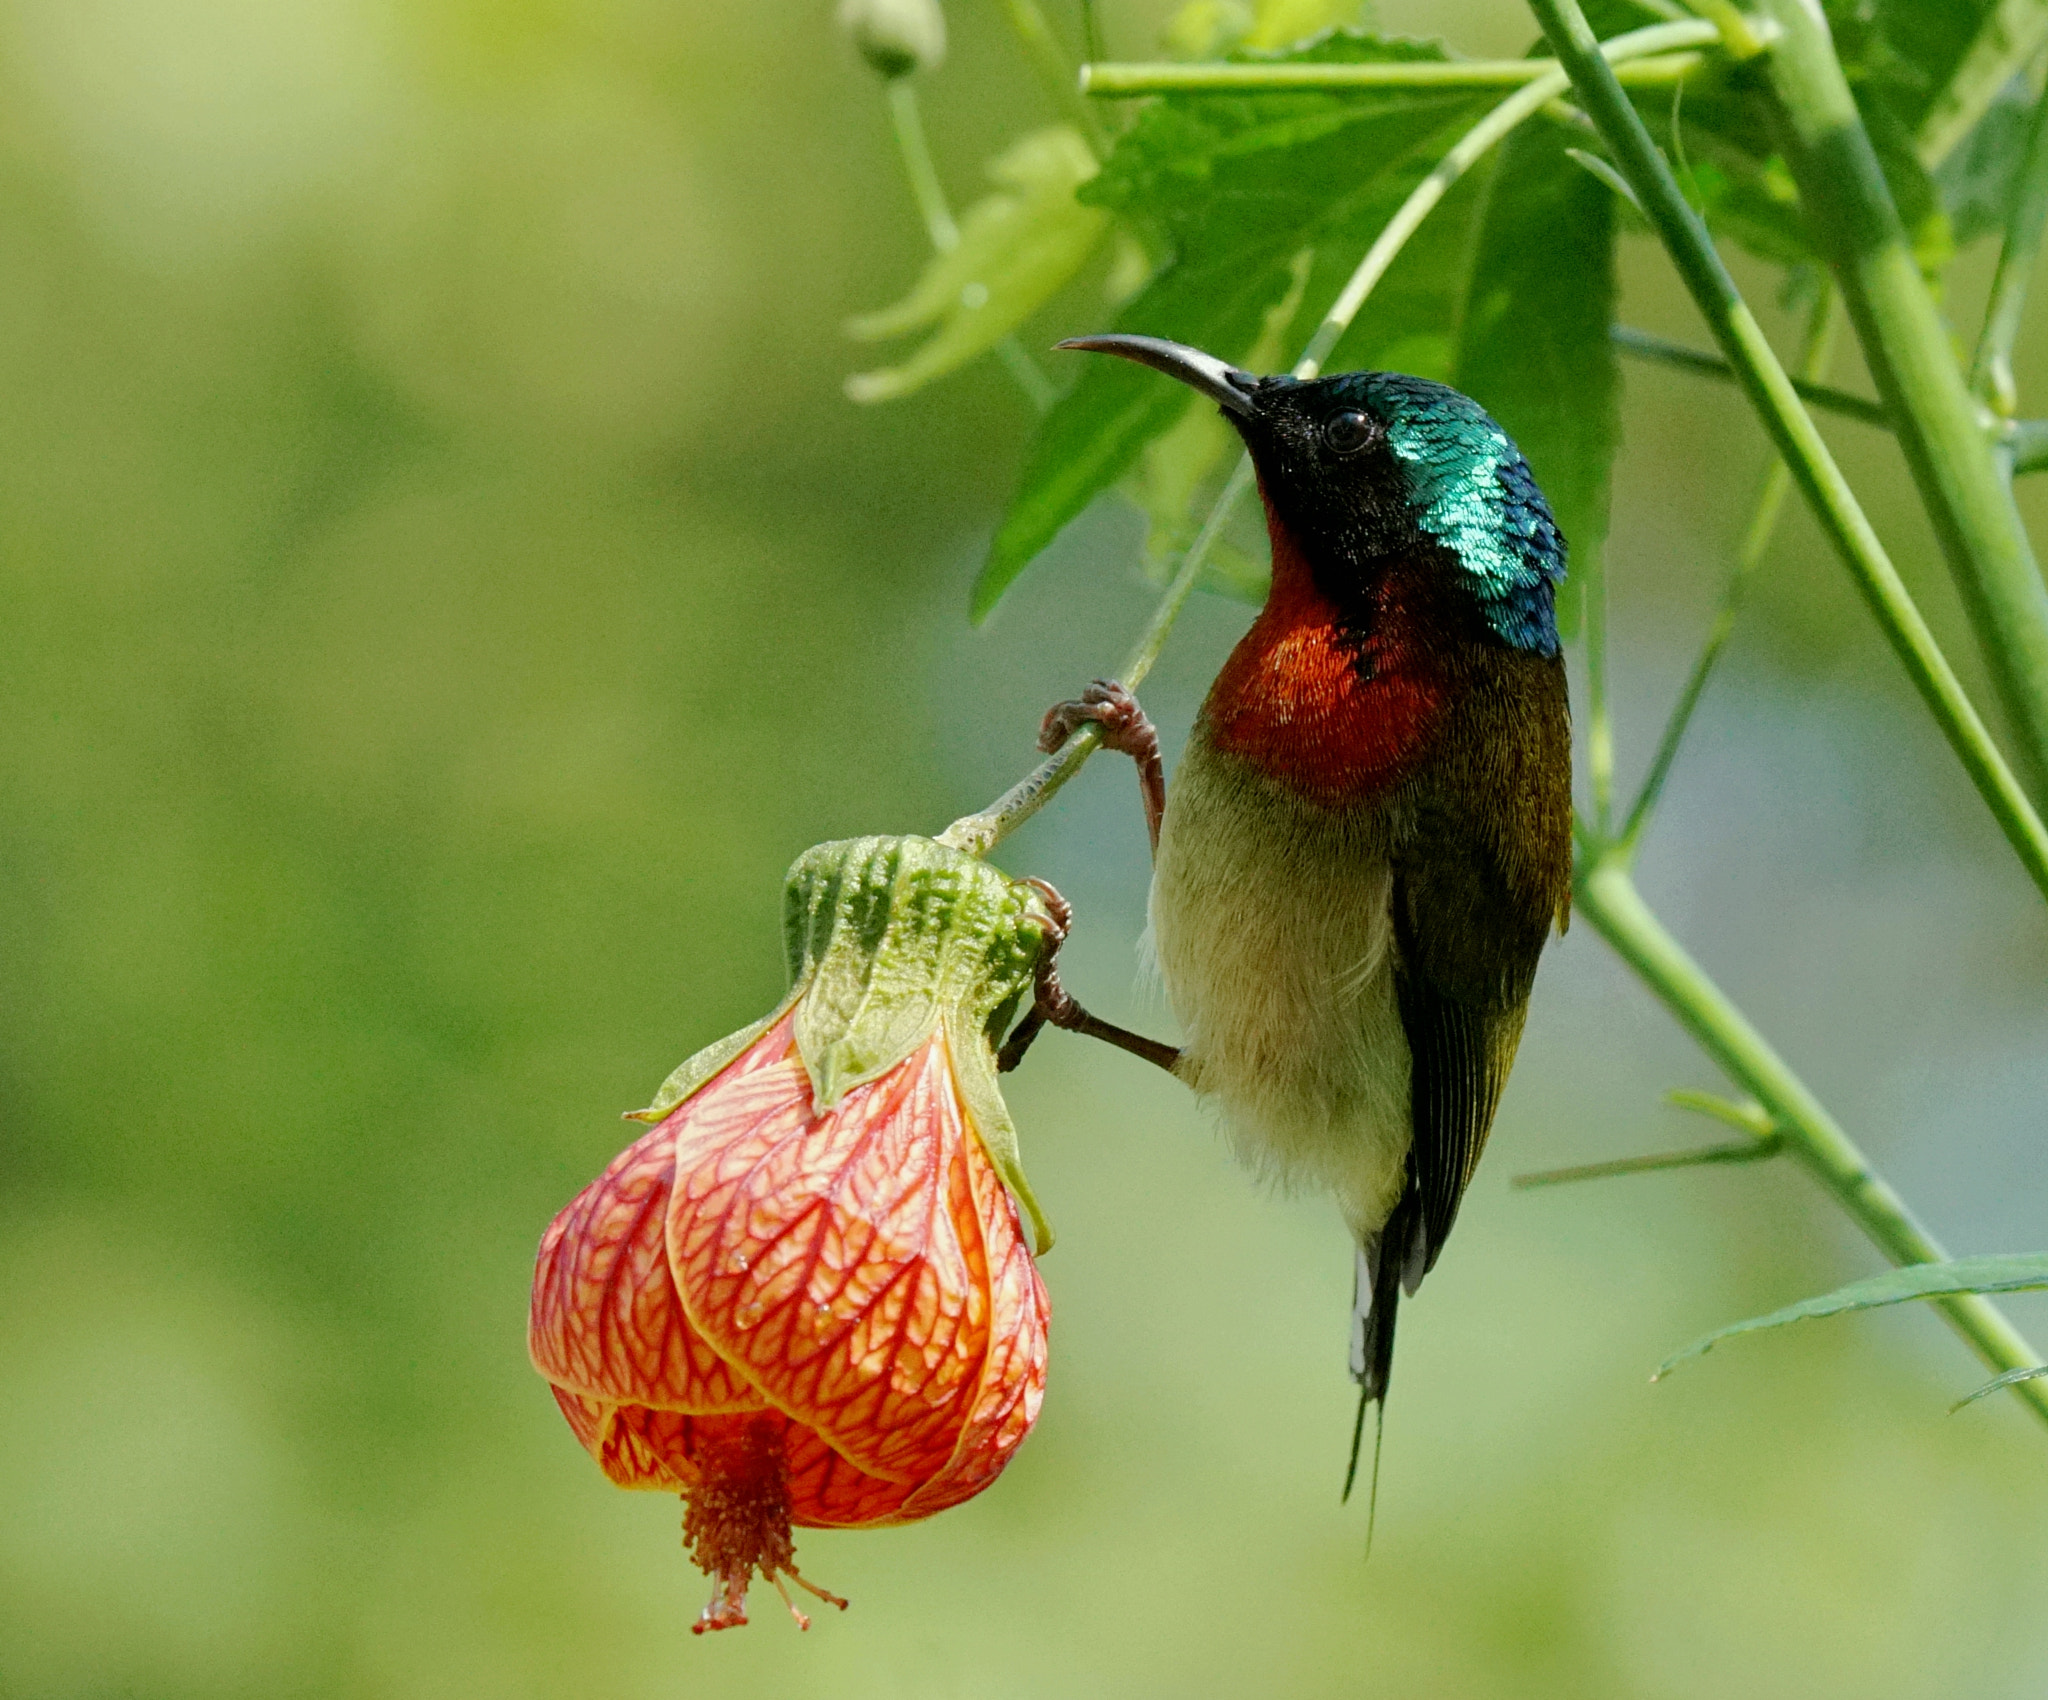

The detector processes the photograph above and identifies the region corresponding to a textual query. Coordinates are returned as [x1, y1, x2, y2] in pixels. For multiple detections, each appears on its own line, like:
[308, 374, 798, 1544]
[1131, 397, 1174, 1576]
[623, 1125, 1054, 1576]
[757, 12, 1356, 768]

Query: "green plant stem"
[937, 456, 1254, 857]
[937, 19, 1717, 855]
[1620, 286, 1843, 855]
[1609, 325, 1886, 428]
[997, 0, 1111, 154]
[1527, 0, 2048, 908]
[1755, 0, 2048, 808]
[1575, 853, 2048, 1426]
[888, 80, 960, 250]
[1916, 0, 2048, 170]
[1078, 52, 1705, 96]
[1972, 68, 2048, 417]
[2009, 418, 2048, 473]
[883, 79, 1055, 413]
[1585, 507, 1615, 833]
[1513, 1134, 1780, 1189]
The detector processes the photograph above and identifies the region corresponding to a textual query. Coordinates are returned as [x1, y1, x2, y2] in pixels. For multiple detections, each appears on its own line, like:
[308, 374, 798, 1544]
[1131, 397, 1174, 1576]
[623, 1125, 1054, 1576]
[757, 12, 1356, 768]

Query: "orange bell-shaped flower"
[530, 837, 1056, 1633]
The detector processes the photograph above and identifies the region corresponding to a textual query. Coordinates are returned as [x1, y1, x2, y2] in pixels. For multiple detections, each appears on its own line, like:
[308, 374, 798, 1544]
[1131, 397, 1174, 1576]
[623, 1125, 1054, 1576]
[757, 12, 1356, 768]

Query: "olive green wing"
[1390, 649, 1572, 1281]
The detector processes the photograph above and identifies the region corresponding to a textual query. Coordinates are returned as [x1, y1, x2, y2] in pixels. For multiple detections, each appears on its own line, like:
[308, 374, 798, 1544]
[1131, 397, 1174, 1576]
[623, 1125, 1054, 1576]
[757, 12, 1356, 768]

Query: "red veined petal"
[529, 1024, 799, 1417]
[668, 1027, 993, 1489]
[903, 1081, 1049, 1517]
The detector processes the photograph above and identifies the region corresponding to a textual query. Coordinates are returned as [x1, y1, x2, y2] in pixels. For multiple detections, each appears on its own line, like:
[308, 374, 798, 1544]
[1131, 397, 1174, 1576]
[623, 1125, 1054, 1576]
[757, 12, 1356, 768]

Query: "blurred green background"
[5, 1, 2048, 1695]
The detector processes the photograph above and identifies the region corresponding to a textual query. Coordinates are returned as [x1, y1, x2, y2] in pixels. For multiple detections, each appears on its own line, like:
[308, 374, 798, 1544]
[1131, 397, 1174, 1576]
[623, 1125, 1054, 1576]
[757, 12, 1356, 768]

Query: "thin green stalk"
[887, 80, 960, 250]
[1297, 26, 1729, 374]
[1576, 853, 2048, 1427]
[1528, 0, 2048, 909]
[1514, 1134, 1781, 1189]
[1916, 0, 2048, 170]
[938, 19, 1718, 854]
[1755, 0, 2048, 808]
[1610, 325, 1886, 428]
[884, 79, 1054, 413]
[997, 0, 1111, 155]
[937, 457, 1255, 857]
[1620, 286, 1843, 855]
[1971, 64, 2048, 417]
[1585, 511, 1615, 834]
[1079, 53, 1706, 95]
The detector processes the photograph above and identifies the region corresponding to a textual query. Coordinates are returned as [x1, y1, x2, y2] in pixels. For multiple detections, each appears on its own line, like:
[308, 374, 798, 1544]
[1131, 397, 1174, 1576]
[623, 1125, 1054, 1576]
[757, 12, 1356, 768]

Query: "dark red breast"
[1202, 495, 1459, 806]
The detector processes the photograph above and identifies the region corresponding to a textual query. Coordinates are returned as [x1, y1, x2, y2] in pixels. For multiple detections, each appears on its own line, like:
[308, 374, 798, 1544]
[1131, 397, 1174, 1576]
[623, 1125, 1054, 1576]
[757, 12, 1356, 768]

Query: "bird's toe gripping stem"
[998, 878, 1180, 1077]
[1039, 679, 1165, 856]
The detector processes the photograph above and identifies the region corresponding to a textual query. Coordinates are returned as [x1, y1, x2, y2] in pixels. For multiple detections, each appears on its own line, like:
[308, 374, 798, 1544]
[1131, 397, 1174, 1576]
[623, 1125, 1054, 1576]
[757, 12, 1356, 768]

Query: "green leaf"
[1454, 120, 1620, 644]
[1829, 0, 2009, 147]
[976, 30, 1639, 622]
[975, 35, 1489, 617]
[1916, 0, 2048, 168]
[1656, 1253, 2048, 1378]
[1157, 0, 1366, 58]
[1935, 74, 2037, 244]
[845, 127, 1110, 405]
[973, 249, 1299, 621]
[1242, 0, 1371, 51]
[1125, 246, 1311, 601]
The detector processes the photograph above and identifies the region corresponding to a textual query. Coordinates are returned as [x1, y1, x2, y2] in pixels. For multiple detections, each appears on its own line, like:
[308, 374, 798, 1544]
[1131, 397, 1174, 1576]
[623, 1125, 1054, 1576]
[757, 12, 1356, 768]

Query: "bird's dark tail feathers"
[1343, 1189, 1421, 1542]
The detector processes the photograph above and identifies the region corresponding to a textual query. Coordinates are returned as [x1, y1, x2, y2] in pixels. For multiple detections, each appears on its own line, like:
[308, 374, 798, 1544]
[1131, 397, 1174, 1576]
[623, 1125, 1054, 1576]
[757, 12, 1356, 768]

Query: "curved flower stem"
[1528, 0, 2048, 907]
[1619, 284, 1843, 857]
[884, 80, 1056, 413]
[1755, 0, 2048, 807]
[1575, 850, 2048, 1427]
[938, 18, 1720, 855]
[1971, 62, 2048, 418]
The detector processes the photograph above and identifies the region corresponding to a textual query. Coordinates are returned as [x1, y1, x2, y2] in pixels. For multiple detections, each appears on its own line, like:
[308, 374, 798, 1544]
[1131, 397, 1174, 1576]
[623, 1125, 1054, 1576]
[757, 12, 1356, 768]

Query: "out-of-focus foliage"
[846, 126, 1108, 403]
[1161, 0, 1370, 58]
[6, 0, 2048, 1696]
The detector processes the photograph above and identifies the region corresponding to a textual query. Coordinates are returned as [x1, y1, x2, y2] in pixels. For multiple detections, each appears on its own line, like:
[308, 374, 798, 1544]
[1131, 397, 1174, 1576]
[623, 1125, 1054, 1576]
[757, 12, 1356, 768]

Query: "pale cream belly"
[1148, 732, 1412, 1239]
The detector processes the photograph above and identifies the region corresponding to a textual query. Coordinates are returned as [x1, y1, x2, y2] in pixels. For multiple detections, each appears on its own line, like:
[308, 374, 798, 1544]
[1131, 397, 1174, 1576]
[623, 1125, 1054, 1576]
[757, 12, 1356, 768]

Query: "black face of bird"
[1056, 332, 1428, 586]
[1058, 332, 1568, 657]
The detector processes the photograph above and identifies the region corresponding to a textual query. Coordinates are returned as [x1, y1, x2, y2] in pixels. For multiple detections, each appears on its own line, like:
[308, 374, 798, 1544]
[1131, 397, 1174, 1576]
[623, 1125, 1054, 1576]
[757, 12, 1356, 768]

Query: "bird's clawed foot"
[1039, 679, 1165, 856]
[998, 877, 1181, 1077]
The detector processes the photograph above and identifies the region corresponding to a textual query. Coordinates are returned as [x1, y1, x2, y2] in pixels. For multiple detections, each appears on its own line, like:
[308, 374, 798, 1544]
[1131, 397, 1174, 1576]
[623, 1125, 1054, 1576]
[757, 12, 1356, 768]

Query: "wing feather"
[1388, 647, 1570, 1281]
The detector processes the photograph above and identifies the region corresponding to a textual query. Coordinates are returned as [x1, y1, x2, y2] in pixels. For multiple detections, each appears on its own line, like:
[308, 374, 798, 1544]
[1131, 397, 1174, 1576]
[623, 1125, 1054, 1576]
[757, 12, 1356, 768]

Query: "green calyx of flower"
[630, 835, 1056, 1253]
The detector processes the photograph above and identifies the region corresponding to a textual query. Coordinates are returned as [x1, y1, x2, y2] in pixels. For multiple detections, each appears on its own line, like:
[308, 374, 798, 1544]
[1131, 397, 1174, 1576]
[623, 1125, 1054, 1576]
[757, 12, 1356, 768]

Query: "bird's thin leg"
[1039, 679, 1165, 858]
[999, 878, 1180, 1076]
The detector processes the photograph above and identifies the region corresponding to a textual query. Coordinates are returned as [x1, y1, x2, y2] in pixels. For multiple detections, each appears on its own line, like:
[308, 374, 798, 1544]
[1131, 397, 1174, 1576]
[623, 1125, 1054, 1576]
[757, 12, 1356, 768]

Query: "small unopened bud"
[837, 0, 946, 78]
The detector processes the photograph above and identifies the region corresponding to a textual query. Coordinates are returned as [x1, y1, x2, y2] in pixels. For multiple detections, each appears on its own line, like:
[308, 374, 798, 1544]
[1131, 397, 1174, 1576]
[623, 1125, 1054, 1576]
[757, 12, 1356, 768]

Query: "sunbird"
[1016, 334, 1573, 1487]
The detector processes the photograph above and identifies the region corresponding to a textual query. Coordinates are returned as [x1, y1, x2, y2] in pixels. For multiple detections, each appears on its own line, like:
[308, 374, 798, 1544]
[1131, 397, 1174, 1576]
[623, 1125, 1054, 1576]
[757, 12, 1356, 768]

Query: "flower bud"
[837, 0, 946, 79]
[531, 837, 1054, 1633]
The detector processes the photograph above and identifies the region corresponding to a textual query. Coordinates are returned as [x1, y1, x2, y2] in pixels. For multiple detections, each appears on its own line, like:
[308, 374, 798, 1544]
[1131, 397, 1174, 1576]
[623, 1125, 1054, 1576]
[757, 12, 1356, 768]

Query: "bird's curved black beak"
[1055, 334, 1261, 417]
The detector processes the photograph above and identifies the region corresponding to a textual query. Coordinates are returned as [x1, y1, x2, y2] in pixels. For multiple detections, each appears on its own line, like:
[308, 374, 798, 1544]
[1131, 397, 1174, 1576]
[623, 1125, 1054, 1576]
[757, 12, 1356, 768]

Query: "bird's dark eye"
[1322, 409, 1375, 456]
